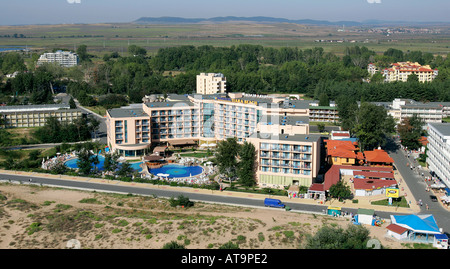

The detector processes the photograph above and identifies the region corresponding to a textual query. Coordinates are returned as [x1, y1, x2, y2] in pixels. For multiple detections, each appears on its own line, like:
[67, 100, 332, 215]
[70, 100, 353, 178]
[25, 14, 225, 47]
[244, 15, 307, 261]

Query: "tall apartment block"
[196, 73, 227, 95]
[426, 123, 450, 187]
[37, 50, 79, 67]
[106, 92, 320, 189]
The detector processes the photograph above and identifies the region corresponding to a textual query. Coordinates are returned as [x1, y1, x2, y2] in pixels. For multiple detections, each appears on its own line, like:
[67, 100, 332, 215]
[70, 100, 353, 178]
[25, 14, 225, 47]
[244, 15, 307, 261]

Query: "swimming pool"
[64, 155, 143, 172]
[149, 164, 203, 178]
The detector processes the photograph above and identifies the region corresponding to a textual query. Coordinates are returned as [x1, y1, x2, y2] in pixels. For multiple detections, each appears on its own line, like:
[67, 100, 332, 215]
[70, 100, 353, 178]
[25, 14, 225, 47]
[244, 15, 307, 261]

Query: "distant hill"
[133, 16, 449, 26]
[133, 16, 363, 26]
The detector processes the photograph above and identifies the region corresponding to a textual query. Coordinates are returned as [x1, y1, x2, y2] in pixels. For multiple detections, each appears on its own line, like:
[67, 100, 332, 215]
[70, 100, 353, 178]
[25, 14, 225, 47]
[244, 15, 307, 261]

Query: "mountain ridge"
[133, 16, 449, 26]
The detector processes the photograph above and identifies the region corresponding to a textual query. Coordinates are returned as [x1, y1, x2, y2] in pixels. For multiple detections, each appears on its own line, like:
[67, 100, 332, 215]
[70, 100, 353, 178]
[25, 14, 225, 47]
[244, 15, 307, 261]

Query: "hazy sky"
[1, 0, 449, 25]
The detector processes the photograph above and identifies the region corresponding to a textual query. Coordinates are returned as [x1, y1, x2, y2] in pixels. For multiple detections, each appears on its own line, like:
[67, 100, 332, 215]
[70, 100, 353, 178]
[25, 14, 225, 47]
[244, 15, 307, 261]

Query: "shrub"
[219, 241, 239, 249]
[27, 222, 43, 235]
[169, 195, 194, 208]
[162, 241, 185, 249]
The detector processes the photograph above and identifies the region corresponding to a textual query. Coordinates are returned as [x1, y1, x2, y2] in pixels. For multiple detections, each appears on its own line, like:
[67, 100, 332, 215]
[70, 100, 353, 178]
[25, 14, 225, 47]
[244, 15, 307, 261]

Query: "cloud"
[367, 0, 382, 3]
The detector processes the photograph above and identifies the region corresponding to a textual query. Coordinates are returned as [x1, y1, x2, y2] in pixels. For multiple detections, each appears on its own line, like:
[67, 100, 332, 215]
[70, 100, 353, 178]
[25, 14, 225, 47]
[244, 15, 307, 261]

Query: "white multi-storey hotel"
[37, 50, 79, 67]
[106, 92, 321, 189]
[196, 73, 227, 95]
[426, 123, 450, 187]
[368, 61, 438, 83]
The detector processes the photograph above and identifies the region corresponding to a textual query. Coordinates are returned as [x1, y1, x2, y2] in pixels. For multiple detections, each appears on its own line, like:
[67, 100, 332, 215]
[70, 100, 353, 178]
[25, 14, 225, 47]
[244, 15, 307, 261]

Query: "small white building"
[356, 208, 375, 225]
[386, 223, 409, 240]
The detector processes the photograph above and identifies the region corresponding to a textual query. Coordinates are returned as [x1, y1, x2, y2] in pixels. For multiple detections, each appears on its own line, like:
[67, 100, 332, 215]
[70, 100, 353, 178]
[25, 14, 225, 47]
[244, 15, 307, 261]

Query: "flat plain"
[1, 22, 449, 56]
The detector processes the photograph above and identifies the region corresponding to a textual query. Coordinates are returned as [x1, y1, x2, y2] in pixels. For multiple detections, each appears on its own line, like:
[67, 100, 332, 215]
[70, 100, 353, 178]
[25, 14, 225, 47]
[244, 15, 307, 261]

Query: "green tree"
[237, 142, 256, 187]
[103, 152, 120, 174]
[76, 45, 91, 63]
[306, 225, 372, 249]
[128, 45, 147, 57]
[397, 114, 425, 150]
[336, 94, 358, 132]
[76, 148, 94, 175]
[117, 162, 133, 177]
[328, 180, 352, 201]
[407, 73, 419, 83]
[318, 93, 330, 107]
[69, 97, 77, 109]
[353, 102, 396, 151]
[317, 122, 326, 133]
[33, 117, 62, 143]
[213, 137, 240, 181]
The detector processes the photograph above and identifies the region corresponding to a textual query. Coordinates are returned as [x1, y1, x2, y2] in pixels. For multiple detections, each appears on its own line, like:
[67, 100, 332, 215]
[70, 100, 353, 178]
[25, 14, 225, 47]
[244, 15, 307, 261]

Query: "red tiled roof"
[325, 140, 359, 159]
[332, 133, 350, 137]
[353, 178, 397, 190]
[324, 165, 341, 191]
[309, 183, 324, 192]
[353, 171, 395, 179]
[364, 149, 394, 164]
[356, 152, 365, 160]
[386, 224, 409, 235]
[323, 165, 395, 191]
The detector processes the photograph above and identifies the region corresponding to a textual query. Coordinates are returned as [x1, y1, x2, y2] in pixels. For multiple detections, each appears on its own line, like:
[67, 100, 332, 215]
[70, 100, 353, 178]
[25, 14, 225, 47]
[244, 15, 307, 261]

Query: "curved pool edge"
[148, 164, 205, 178]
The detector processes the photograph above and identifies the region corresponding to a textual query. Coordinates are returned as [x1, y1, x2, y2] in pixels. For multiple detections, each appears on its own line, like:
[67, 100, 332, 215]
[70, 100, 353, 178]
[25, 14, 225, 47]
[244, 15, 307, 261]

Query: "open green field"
[1, 23, 450, 57]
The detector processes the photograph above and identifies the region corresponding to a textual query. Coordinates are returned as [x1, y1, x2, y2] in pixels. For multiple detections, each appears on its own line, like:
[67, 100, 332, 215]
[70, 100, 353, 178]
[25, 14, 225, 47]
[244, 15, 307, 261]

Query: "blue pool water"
[150, 164, 203, 178]
[65, 155, 143, 172]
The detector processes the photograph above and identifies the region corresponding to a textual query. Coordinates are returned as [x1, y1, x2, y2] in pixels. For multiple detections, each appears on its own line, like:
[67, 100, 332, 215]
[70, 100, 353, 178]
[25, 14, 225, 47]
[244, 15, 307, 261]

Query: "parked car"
[430, 195, 438, 202]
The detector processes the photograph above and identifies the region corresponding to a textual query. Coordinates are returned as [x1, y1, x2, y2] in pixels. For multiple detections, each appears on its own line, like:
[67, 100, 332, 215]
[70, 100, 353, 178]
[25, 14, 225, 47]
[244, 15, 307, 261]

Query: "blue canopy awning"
[435, 234, 448, 240]
[391, 214, 441, 234]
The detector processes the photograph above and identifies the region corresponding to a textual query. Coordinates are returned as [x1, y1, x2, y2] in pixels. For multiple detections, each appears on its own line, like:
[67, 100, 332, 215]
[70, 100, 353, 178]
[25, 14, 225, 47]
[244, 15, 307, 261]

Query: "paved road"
[386, 137, 450, 233]
[0, 171, 405, 220]
[74, 100, 107, 145]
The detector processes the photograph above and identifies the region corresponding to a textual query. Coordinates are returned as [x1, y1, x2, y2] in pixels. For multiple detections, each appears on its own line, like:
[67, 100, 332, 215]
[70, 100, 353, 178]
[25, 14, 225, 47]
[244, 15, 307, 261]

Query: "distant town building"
[37, 50, 79, 67]
[368, 61, 438, 83]
[373, 98, 450, 124]
[426, 122, 450, 188]
[0, 104, 83, 128]
[309, 101, 339, 123]
[196, 73, 226, 95]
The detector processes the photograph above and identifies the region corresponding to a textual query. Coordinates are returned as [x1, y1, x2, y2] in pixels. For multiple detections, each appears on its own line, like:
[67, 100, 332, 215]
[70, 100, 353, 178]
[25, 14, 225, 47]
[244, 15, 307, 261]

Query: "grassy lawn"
[443, 117, 450, 123]
[84, 106, 107, 116]
[371, 196, 410, 208]
[309, 121, 339, 127]
[179, 152, 212, 158]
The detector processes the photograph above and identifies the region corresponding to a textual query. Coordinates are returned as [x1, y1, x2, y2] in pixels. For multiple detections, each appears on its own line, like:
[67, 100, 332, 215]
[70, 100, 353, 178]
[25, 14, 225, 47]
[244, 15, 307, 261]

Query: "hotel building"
[106, 93, 321, 188]
[0, 104, 83, 128]
[309, 101, 339, 123]
[426, 123, 450, 187]
[37, 50, 79, 67]
[196, 73, 227, 95]
[380, 62, 438, 83]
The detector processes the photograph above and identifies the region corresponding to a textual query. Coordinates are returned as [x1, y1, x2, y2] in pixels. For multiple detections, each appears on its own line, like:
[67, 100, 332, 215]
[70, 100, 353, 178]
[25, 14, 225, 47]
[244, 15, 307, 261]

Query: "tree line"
[1, 44, 449, 108]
